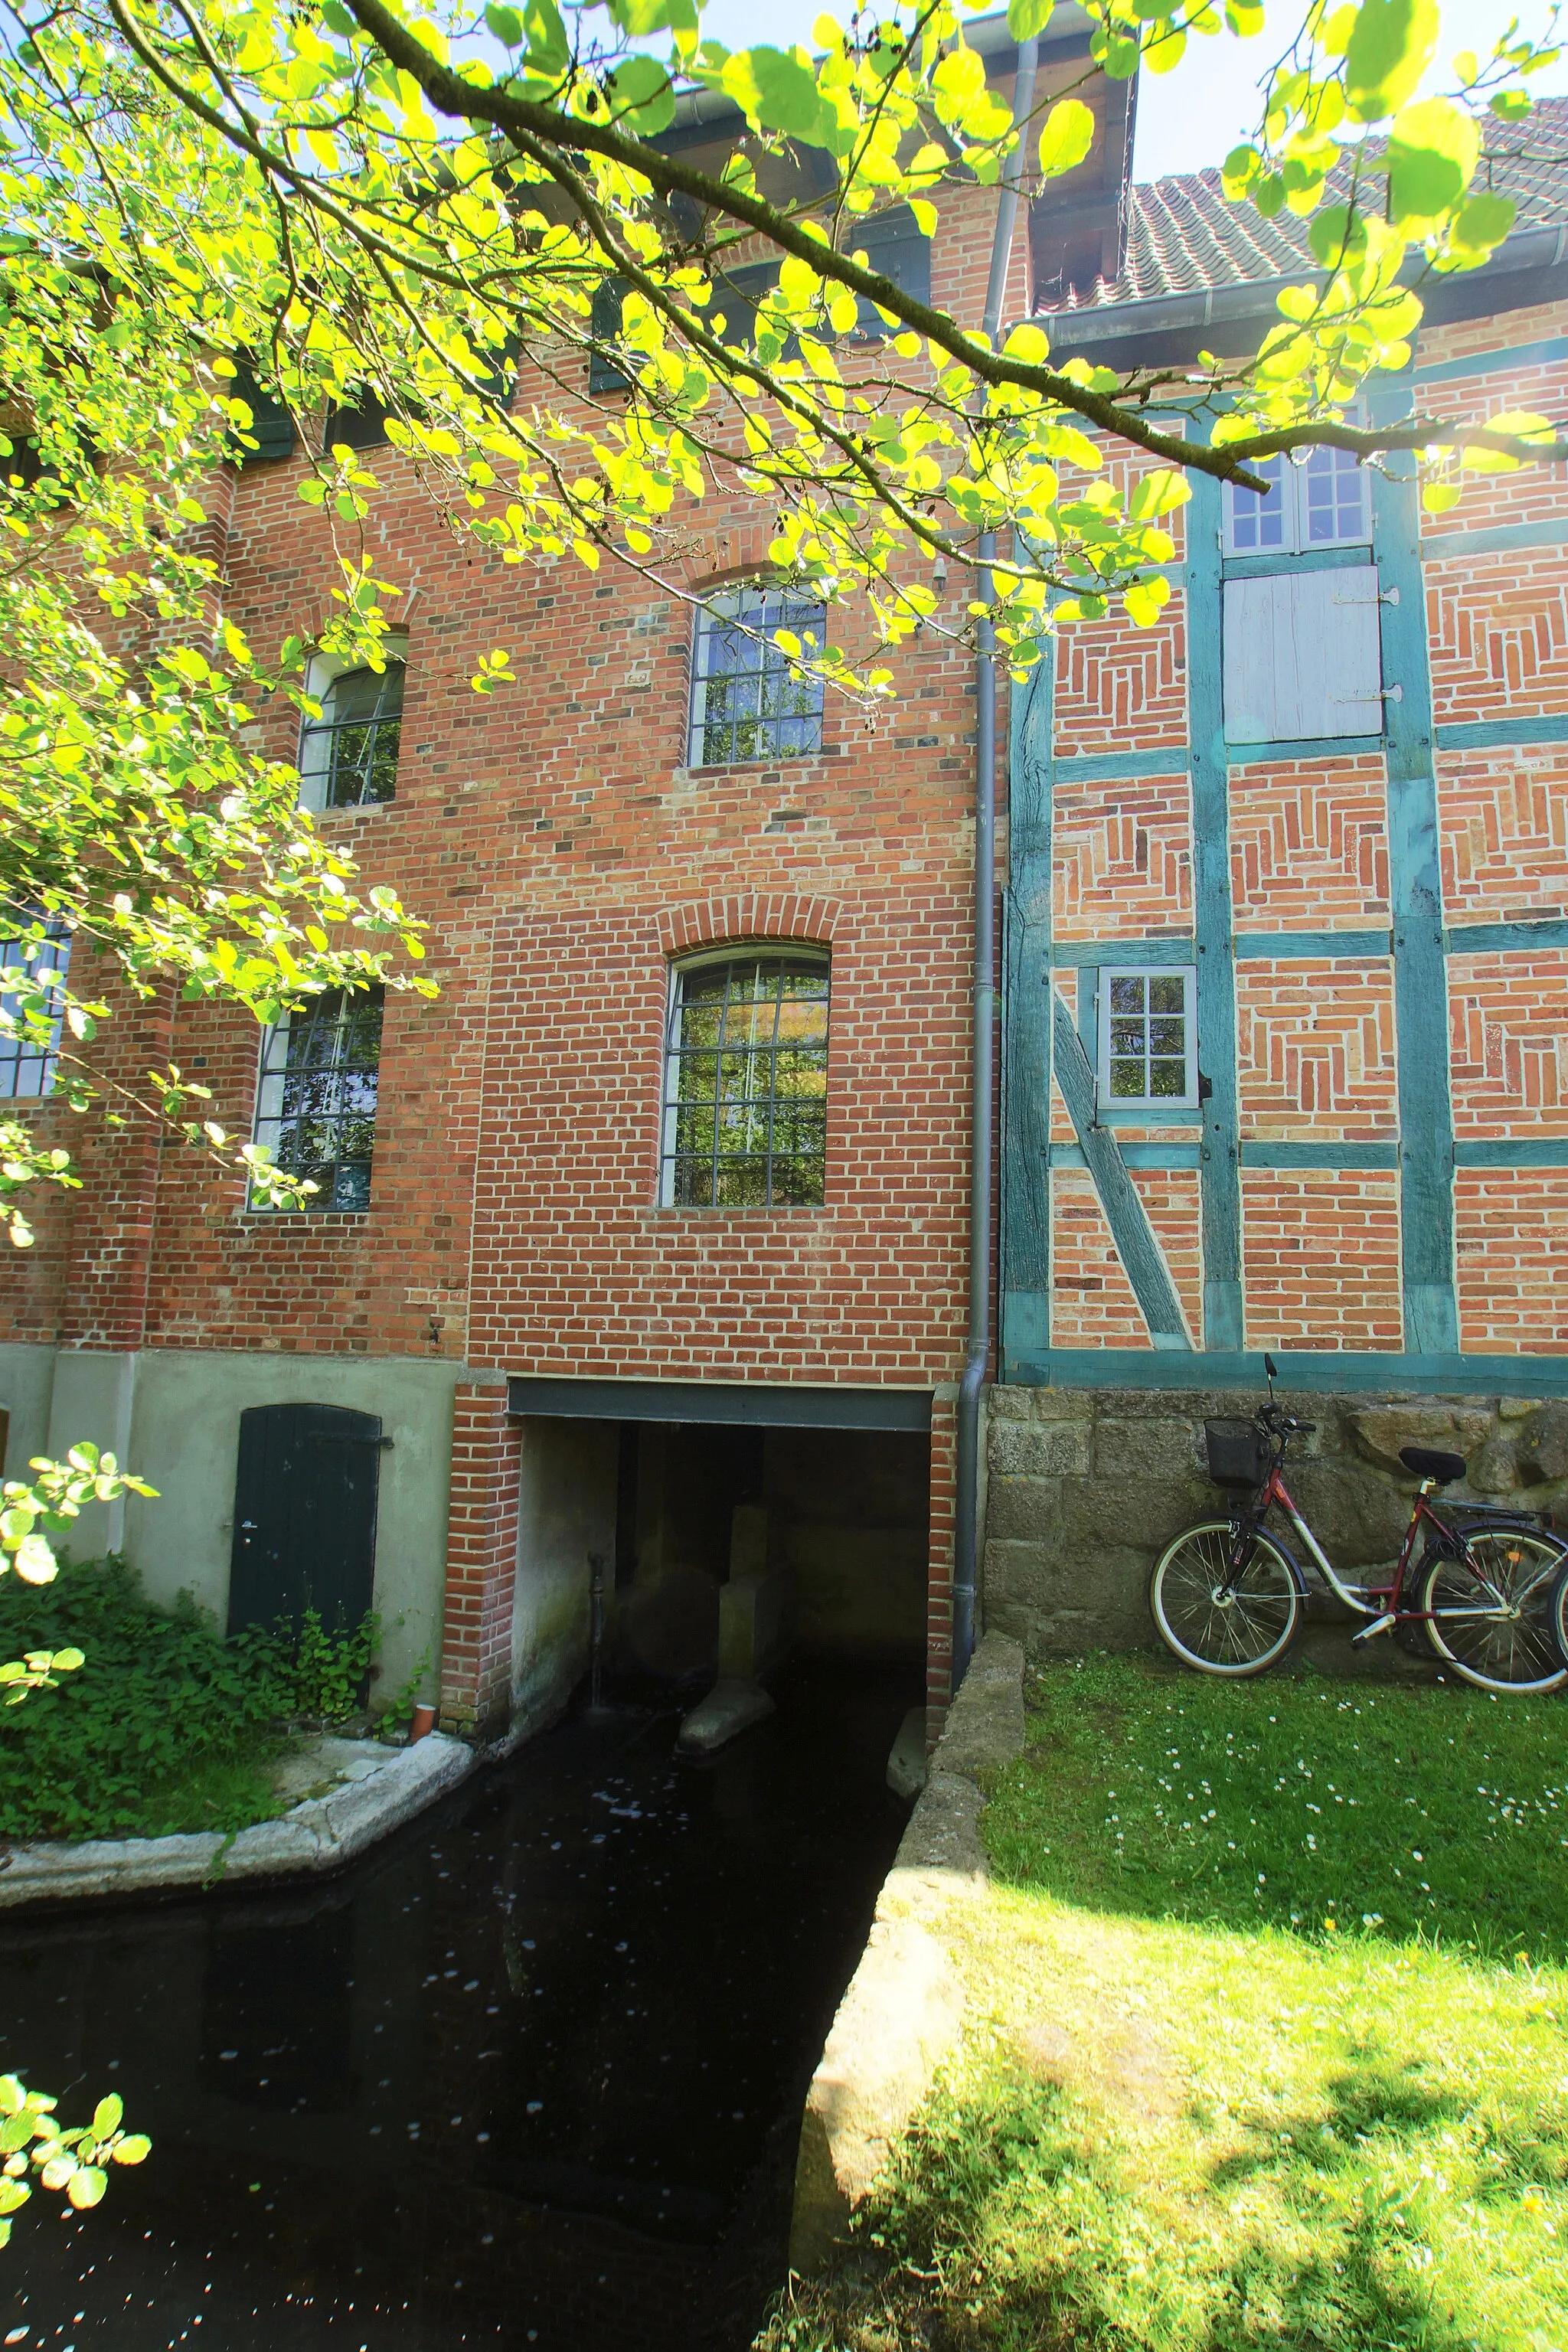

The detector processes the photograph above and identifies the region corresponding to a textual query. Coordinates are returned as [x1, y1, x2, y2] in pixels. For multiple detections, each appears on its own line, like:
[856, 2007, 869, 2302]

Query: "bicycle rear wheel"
[1419, 1522, 1568, 1694]
[1552, 1557, 1568, 1676]
[1149, 1519, 1302, 1677]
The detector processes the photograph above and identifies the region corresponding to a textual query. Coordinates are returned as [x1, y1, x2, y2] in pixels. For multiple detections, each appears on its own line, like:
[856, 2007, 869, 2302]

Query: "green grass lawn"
[766, 1657, 1568, 2352]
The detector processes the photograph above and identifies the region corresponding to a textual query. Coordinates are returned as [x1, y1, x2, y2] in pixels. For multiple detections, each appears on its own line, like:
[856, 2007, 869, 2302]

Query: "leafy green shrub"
[0, 1560, 384, 1841]
[237, 1607, 380, 1722]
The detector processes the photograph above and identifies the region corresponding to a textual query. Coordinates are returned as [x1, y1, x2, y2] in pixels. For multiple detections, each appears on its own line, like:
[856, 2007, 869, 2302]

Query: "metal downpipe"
[952, 34, 1039, 1697]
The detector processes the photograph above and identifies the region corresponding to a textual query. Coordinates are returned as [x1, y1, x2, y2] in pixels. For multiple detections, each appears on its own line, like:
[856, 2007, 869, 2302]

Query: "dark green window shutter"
[851, 206, 930, 339]
[230, 364, 296, 465]
[589, 279, 630, 395]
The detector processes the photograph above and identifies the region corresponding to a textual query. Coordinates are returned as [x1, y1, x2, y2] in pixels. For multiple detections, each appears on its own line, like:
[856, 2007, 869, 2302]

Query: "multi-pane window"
[661, 952, 829, 1207]
[1224, 443, 1370, 554]
[299, 658, 404, 811]
[688, 585, 825, 767]
[0, 918, 70, 1099]
[1098, 967, 1197, 1109]
[252, 987, 384, 1211]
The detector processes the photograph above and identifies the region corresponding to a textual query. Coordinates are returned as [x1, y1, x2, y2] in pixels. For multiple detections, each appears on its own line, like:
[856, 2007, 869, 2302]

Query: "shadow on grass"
[765, 2063, 1523, 2352]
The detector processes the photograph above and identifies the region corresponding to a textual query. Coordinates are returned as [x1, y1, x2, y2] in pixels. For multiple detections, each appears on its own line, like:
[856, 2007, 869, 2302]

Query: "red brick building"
[0, 11, 1139, 1736]
[5, 23, 1563, 1720]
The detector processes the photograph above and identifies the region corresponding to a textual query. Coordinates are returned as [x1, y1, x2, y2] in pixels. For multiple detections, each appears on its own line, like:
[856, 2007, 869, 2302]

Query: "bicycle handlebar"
[1259, 1405, 1317, 1438]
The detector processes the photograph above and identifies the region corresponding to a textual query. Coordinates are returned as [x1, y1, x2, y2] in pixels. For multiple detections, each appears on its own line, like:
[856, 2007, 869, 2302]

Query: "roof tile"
[1044, 96, 1568, 313]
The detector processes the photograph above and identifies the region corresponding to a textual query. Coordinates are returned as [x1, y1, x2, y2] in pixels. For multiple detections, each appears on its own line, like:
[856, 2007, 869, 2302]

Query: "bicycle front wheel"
[1149, 1519, 1302, 1677]
[1420, 1522, 1568, 1694]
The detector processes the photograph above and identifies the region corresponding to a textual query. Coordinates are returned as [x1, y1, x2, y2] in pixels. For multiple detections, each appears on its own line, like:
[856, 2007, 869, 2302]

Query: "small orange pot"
[410, 1703, 437, 1743]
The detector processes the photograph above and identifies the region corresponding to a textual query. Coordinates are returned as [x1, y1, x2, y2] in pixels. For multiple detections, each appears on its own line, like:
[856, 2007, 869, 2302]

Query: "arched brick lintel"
[657, 894, 844, 959]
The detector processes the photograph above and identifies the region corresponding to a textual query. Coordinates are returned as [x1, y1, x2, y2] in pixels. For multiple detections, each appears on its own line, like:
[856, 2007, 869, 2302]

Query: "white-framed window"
[688, 584, 826, 768]
[1224, 443, 1370, 554]
[252, 987, 384, 1211]
[1098, 966, 1198, 1109]
[297, 638, 407, 812]
[660, 949, 829, 1207]
[0, 915, 70, 1099]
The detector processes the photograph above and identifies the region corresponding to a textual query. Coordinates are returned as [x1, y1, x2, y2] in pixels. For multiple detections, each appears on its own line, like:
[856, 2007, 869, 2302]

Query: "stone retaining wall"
[982, 1385, 1568, 1656]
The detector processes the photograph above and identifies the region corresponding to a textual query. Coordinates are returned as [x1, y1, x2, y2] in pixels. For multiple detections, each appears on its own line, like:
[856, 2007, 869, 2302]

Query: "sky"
[684, 1, 1568, 183]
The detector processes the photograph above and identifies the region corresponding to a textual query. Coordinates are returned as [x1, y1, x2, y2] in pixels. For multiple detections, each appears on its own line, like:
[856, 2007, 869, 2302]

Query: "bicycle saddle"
[1399, 1445, 1467, 1484]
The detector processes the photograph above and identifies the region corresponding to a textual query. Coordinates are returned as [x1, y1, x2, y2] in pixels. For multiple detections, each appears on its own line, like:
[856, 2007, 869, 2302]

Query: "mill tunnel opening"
[511, 1404, 931, 1748]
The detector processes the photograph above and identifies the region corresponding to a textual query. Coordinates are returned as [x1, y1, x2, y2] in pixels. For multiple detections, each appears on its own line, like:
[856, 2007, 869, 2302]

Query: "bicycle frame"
[1232, 1456, 1512, 1627]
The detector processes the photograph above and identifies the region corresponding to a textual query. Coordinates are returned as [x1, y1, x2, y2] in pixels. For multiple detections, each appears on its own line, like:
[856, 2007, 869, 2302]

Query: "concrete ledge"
[0, 1732, 474, 1910]
[789, 1632, 1027, 2272]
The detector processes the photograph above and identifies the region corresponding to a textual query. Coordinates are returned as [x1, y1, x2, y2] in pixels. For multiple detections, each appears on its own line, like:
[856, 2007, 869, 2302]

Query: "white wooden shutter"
[1223, 566, 1383, 743]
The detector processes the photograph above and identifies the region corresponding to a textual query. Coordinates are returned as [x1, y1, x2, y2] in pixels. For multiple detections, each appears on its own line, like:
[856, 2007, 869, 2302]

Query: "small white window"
[1224, 440, 1370, 554]
[1098, 967, 1197, 1109]
[298, 636, 407, 812]
[1223, 567, 1383, 743]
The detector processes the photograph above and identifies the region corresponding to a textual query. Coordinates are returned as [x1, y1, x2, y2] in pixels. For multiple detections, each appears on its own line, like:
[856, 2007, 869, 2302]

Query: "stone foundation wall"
[981, 1383, 1568, 1656]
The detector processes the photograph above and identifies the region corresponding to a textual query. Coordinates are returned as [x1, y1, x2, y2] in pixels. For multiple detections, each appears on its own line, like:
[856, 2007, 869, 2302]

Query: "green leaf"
[483, 5, 524, 46]
[67, 2165, 106, 2210]
[1387, 96, 1480, 222]
[1037, 100, 1095, 178]
[1127, 467, 1191, 522]
[1124, 577, 1170, 626]
[1005, 0, 1057, 35]
[606, 0, 696, 32]
[1450, 192, 1516, 255]
[520, 0, 570, 73]
[605, 54, 675, 130]
[1344, 0, 1439, 122]
[719, 47, 825, 140]
[91, 2096, 123, 2139]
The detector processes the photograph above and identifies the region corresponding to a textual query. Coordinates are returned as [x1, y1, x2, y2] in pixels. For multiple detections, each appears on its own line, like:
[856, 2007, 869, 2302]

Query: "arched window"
[661, 950, 829, 1207]
[298, 652, 405, 811]
[688, 583, 825, 767]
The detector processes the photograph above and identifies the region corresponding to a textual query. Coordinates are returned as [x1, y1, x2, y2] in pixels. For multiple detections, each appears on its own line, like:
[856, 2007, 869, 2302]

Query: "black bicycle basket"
[1204, 1419, 1271, 1489]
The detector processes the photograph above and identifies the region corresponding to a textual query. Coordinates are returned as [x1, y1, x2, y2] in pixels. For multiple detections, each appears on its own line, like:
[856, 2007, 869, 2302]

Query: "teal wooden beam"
[1223, 544, 1374, 580]
[1227, 733, 1385, 765]
[1414, 332, 1568, 387]
[1370, 397, 1460, 1355]
[999, 645, 1055, 1377]
[1007, 1347, 1568, 1397]
[1187, 463, 1245, 1349]
[1449, 919, 1568, 953]
[1455, 1138, 1568, 1168]
[1423, 518, 1568, 561]
[1050, 994, 1192, 1350]
[1235, 930, 1392, 961]
[1050, 1142, 1203, 1171]
[1240, 1141, 1400, 1170]
[1054, 747, 1190, 783]
[1436, 714, 1568, 750]
[1052, 935, 1196, 965]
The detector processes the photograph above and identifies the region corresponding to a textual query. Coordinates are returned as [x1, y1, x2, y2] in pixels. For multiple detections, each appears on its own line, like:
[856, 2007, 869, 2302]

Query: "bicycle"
[1148, 1357, 1568, 1694]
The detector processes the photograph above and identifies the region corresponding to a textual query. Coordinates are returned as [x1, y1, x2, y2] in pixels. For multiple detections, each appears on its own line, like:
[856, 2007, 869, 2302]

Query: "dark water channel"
[0, 1658, 916, 2352]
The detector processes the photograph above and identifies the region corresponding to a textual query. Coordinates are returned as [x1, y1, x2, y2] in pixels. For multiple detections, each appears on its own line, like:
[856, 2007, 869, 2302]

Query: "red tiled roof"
[1050, 93, 1568, 312]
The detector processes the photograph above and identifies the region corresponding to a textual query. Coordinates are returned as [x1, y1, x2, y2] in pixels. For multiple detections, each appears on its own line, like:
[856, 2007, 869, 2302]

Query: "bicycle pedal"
[1351, 1612, 1397, 1644]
